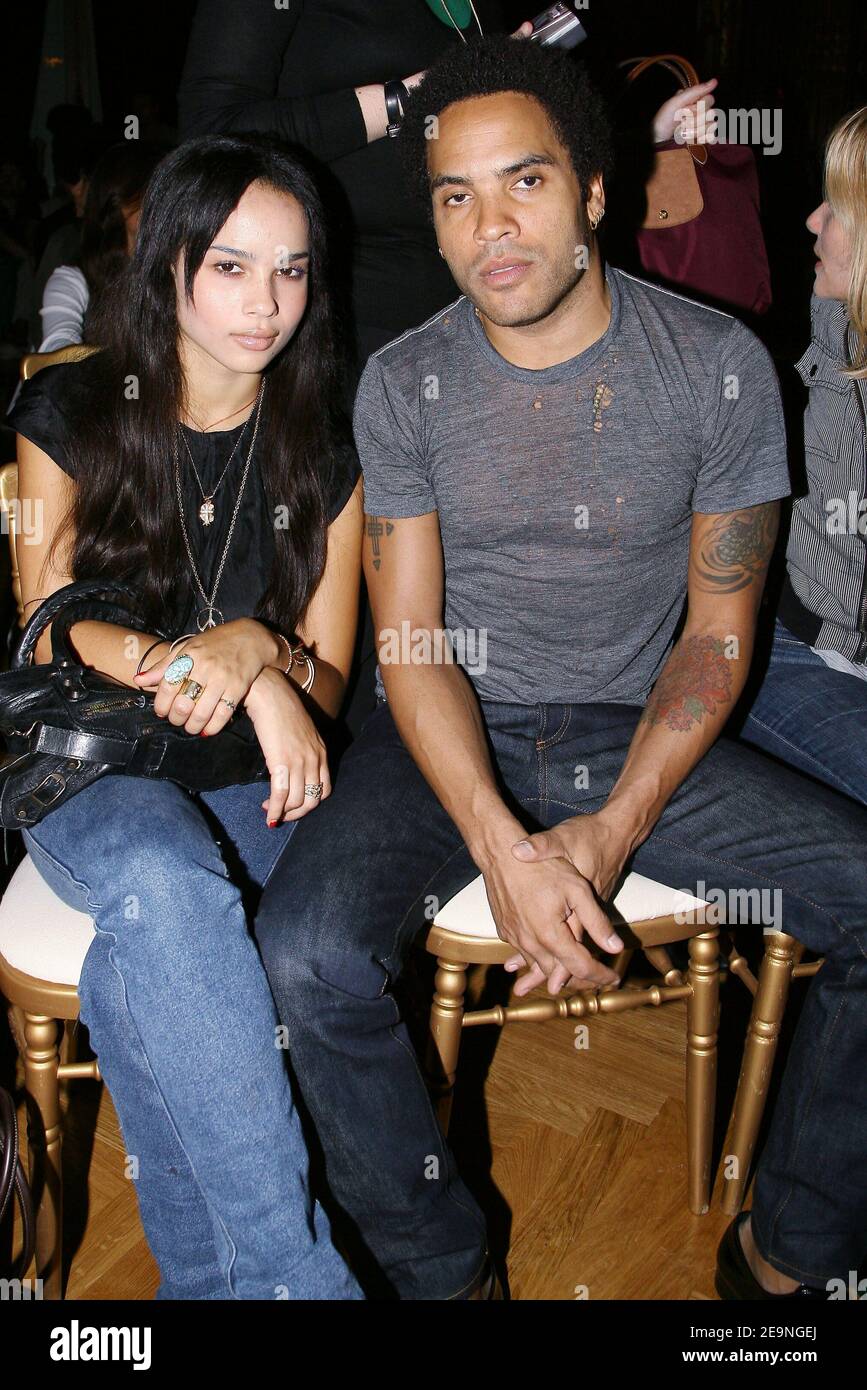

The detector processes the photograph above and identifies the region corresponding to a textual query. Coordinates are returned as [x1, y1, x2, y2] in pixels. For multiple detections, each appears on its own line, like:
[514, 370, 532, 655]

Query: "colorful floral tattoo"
[641, 635, 733, 732]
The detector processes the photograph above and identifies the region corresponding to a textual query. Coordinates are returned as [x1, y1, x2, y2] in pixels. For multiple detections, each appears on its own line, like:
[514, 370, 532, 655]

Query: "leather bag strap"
[12, 579, 163, 670]
[624, 53, 701, 89]
[0, 1087, 35, 1279]
[620, 54, 709, 166]
[30, 723, 138, 765]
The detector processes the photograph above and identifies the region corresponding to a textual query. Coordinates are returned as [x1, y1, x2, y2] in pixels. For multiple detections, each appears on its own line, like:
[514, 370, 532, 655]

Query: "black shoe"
[472, 1256, 507, 1300]
[715, 1214, 829, 1300]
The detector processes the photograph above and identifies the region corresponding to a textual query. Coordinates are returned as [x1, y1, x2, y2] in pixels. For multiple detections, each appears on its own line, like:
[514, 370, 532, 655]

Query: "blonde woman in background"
[739, 106, 867, 807]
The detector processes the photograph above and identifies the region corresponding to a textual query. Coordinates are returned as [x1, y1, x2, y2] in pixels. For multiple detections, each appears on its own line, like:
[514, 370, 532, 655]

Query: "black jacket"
[178, 0, 507, 364]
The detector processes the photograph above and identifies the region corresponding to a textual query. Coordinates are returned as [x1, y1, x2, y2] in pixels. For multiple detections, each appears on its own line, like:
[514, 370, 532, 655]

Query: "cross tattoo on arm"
[365, 516, 394, 570]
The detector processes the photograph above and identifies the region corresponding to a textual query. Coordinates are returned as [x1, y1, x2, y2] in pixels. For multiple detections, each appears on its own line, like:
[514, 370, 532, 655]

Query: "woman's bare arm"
[16, 435, 172, 680]
[292, 477, 363, 719]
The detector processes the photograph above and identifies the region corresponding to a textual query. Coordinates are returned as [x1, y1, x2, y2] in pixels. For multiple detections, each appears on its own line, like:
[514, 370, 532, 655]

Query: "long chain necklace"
[173, 378, 267, 630]
[178, 381, 263, 526]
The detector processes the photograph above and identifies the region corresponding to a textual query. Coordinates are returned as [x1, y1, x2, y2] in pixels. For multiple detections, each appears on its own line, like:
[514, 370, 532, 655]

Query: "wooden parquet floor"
[6, 960, 787, 1301]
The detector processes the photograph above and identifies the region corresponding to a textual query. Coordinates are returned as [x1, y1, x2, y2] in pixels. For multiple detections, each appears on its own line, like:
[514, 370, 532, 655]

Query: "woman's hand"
[243, 666, 331, 826]
[132, 618, 279, 737]
[653, 77, 718, 145]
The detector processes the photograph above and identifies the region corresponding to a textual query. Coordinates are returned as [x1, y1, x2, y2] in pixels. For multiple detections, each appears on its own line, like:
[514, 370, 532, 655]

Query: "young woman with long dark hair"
[9, 132, 363, 1299]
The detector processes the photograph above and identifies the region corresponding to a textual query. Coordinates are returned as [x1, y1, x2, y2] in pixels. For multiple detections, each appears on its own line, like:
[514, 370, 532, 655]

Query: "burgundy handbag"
[624, 54, 772, 316]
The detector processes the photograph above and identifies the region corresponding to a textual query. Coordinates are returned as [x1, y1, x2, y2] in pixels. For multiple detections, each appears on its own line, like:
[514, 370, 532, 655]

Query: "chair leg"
[686, 929, 720, 1216]
[427, 957, 468, 1135]
[643, 945, 684, 985]
[610, 946, 635, 981]
[721, 932, 797, 1216]
[21, 1012, 64, 1300]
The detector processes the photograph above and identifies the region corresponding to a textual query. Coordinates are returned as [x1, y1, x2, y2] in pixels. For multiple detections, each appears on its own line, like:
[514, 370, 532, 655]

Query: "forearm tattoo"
[693, 504, 777, 594]
[641, 634, 733, 732]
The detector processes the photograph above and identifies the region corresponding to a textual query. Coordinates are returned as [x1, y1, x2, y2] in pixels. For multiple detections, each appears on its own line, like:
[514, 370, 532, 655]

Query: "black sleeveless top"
[8, 354, 360, 635]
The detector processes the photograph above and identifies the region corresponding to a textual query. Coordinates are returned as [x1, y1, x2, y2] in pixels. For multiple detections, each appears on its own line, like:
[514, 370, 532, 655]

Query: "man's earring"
[590, 208, 605, 232]
[438, 246, 445, 258]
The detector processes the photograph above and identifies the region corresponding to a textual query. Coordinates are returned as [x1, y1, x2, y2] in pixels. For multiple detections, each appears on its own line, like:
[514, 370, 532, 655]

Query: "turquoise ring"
[164, 653, 194, 686]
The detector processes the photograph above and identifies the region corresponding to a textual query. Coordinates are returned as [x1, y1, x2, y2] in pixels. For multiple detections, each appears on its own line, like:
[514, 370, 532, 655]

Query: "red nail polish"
[268, 820, 277, 827]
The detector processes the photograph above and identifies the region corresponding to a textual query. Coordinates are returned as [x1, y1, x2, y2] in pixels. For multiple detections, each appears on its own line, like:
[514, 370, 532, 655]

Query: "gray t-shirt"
[354, 265, 790, 706]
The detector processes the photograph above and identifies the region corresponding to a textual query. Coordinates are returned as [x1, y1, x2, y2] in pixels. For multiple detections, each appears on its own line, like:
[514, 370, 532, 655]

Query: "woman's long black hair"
[48, 132, 349, 637]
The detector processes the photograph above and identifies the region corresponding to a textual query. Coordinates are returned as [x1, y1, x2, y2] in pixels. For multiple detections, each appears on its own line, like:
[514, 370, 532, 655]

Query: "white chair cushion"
[432, 870, 708, 940]
[0, 853, 96, 986]
[0, 857, 710, 984]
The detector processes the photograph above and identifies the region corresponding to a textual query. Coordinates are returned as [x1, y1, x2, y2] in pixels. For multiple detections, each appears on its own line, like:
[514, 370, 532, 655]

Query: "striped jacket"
[777, 294, 867, 662]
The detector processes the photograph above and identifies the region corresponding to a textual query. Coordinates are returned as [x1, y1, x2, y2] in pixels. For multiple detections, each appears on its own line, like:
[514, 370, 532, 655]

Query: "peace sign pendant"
[197, 606, 224, 631]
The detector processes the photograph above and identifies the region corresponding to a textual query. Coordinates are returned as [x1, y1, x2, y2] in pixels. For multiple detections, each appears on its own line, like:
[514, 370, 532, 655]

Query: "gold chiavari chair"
[719, 932, 822, 1213]
[425, 857, 823, 1220]
[0, 345, 101, 1298]
[20, 344, 98, 382]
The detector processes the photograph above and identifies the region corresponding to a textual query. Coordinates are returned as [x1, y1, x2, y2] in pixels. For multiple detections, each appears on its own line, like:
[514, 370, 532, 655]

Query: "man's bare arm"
[363, 511, 525, 865]
[505, 500, 780, 996]
[364, 510, 623, 989]
[601, 501, 780, 852]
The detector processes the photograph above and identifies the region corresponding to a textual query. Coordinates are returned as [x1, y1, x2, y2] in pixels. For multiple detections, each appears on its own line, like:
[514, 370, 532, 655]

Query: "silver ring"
[304, 783, 323, 799]
[165, 653, 194, 686]
[219, 695, 237, 712]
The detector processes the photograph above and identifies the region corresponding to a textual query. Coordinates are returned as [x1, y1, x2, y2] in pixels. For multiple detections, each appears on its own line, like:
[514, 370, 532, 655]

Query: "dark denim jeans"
[740, 618, 867, 808]
[256, 696, 867, 1298]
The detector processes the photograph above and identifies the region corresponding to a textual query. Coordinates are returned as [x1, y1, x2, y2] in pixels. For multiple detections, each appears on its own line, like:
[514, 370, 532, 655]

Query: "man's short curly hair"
[399, 35, 614, 214]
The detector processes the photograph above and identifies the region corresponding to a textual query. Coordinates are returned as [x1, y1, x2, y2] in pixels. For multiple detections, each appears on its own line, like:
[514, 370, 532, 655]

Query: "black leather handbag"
[0, 578, 268, 829]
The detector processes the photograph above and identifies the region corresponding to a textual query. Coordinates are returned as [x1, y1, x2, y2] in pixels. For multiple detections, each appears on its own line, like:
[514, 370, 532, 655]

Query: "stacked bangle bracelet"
[135, 632, 196, 679]
[135, 635, 174, 677]
[274, 631, 316, 693]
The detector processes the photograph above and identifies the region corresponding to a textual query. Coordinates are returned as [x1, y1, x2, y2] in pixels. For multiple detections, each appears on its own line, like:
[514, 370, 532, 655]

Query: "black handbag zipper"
[80, 695, 147, 716]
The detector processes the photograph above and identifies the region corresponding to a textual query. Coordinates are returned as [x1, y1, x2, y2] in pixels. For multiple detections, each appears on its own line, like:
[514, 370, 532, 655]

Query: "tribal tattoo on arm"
[691, 503, 778, 594]
[364, 515, 394, 571]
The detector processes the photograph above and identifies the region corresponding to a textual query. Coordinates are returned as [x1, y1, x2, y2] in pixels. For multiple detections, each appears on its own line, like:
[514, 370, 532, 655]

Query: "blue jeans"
[740, 618, 867, 808]
[22, 774, 362, 1301]
[256, 697, 867, 1297]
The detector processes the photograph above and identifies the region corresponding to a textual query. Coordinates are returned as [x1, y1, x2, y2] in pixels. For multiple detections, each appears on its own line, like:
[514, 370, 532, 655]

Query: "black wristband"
[384, 79, 410, 138]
